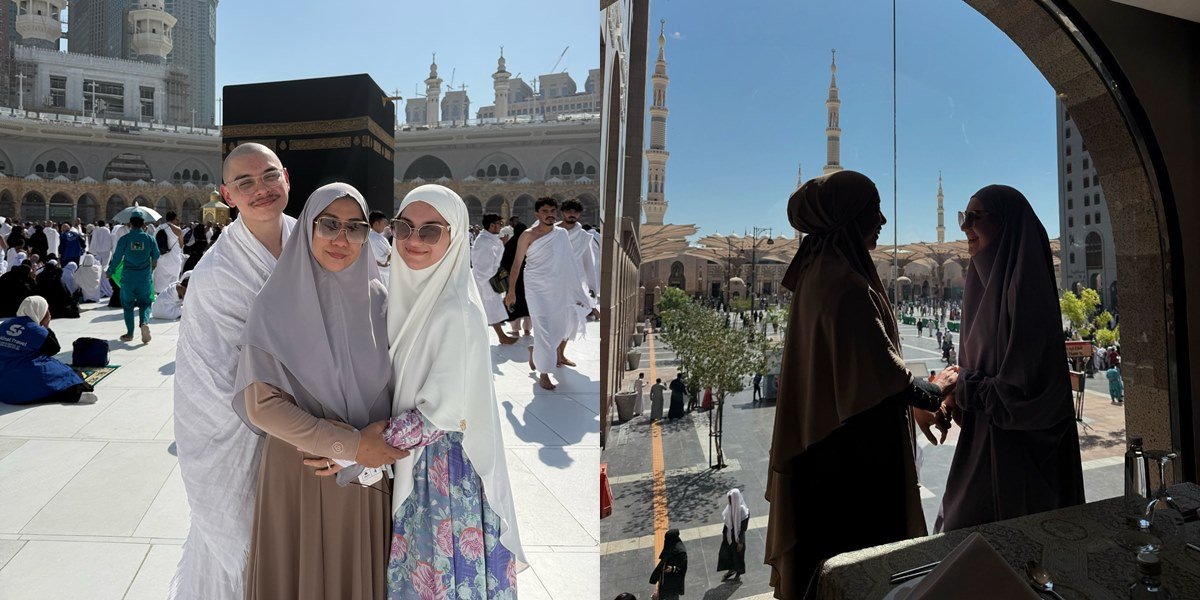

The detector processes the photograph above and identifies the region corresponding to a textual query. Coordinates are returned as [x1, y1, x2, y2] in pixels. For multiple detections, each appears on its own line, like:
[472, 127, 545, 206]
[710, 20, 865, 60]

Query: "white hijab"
[723, 488, 750, 544]
[18, 295, 49, 323]
[75, 254, 102, 298]
[387, 184, 526, 570]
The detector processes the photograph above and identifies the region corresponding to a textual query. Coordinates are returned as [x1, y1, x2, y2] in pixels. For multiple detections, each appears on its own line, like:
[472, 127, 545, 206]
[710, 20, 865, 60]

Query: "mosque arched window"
[499, 164, 509, 177]
[550, 167, 560, 176]
[35, 164, 45, 174]
[46, 161, 57, 173]
[1096, 212, 1101, 224]
[1085, 232, 1103, 270]
[487, 165, 497, 178]
[510, 168, 519, 178]
[561, 162, 571, 175]
[173, 172, 181, 181]
[476, 169, 486, 178]
[574, 162, 585, 175]
[586, 166, 596, 175]
[1085, 214, 1091, 226]
[58, 161, 68, 173]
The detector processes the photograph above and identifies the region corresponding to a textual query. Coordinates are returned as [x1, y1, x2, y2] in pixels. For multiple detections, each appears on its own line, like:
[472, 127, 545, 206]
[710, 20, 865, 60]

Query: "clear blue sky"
[214, 0, 594, 123]
[649, 0, 1059, 243]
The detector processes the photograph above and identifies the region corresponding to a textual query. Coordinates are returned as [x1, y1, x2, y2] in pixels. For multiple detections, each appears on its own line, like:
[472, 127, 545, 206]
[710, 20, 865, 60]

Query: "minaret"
[936, 171, 945, 243]
[12, 0, 65, 50]
[643, 20, 670, 226]
[128, 0, 177, 63]
[492, 47, 511, 121]
[823, 49, 843, 176]
[425, 54, 443, 127]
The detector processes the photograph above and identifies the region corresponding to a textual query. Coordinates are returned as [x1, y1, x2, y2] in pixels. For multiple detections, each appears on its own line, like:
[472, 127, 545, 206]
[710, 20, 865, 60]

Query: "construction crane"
[550, 46, 569, 73]
[448, 68, 456, 89]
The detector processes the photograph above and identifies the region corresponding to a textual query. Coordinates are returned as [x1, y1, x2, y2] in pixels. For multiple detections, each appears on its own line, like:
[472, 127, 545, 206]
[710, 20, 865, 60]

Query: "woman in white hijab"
[233, 183, 409, 599]
[74, 254, 103, 302]
[717, 488, 750, 581]
[384, 184, 526, 598]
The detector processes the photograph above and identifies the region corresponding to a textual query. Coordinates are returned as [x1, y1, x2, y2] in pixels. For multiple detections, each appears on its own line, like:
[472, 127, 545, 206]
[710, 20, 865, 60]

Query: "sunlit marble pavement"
[0, 303, 599, 599]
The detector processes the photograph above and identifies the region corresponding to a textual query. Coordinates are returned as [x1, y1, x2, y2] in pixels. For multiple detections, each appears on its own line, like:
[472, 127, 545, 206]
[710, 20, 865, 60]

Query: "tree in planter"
[688, 307, 757, 469]
[1060, 288, 1102, 339]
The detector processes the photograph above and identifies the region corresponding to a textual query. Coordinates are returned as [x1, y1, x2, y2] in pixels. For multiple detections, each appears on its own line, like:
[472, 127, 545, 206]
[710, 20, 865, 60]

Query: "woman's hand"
[302, 456, 343, 477]
[941, 394, 962, 426]
[932, 367, 958, 396]
[504, 290, 516, 309]
[914, 408, 947, 445]
[356, 420, 410, 468]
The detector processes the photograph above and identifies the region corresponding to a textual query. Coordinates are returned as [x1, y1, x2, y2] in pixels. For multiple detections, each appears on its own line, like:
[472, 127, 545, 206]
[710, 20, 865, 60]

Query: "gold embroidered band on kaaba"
[222, 116, 395, 161]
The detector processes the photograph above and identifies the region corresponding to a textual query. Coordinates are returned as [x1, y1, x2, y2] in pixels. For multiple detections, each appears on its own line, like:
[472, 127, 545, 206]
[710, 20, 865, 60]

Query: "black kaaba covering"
[221, 74, 396, 217]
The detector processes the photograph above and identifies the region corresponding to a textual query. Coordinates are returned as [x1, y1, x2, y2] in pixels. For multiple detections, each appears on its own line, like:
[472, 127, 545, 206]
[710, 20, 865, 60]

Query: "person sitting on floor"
[151, 271, 190, 321]
[0, 263, 37, 316]
[35, 261, 81, 319]
[0, 296, 97, 405]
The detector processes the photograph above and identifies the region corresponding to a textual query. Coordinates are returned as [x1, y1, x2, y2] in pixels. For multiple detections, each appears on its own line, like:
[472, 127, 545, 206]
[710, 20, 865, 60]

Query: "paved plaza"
[600, 319, 1125, 600]
[0, 304, 599, 599]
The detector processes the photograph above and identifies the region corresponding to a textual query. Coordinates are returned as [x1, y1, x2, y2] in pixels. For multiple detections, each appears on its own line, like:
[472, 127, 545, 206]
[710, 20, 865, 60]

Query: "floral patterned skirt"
[387, 432, 517, 600]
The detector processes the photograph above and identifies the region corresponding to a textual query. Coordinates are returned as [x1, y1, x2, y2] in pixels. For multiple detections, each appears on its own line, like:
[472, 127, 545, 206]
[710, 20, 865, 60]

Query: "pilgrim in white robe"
[523, 226, 591, 373]
[75, 255, 103, 302]
[170, 214, 296, 600]
[154, 224, 185, 293]
[90, 226, 114, 269]
[368, 228, 391, 287]
[470, 229, 509, 325]
[44, 227, 59, 257]
[561, 222, 600, 306]
[152, 283, 184, 320]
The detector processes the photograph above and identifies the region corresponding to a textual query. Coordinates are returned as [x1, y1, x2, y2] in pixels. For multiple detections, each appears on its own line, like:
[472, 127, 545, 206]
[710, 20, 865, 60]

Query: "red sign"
[1065, 341, 1094, 358]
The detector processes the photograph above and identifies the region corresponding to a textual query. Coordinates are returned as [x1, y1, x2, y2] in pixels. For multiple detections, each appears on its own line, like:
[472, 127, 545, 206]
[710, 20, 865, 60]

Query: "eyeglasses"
[228, 170, 285, 195]
[391, 219, 451, 244]
[313, 216, 370, 244]
[958, 210, 990, 227]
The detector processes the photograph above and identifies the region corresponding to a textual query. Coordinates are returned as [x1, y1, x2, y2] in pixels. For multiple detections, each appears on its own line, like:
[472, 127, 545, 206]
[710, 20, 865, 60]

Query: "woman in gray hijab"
[938, 185, 1085, 531]
[233, 182, 409, 599]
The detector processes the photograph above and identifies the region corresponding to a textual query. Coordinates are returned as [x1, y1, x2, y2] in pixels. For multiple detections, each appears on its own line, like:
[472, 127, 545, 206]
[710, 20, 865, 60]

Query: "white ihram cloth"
[89, 226, 114, 268]
[75, 254, 103, 302]
[524, 226, 591, 373]
[169, 213, 296, 600]
[369, 228, 391, 287]
[387, 184, 527, 570]
[154, 224, 185, 293]
[470, 229, 508, 325]
[562, 223, 600, 300]
[45, 228, 59, 257]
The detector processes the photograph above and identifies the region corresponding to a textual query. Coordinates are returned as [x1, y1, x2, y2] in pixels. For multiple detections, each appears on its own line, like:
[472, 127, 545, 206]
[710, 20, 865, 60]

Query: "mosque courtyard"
[0, 303, 599, 599]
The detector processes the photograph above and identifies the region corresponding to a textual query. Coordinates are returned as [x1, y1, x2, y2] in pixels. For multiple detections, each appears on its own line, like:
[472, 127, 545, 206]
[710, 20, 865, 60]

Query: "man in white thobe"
[153, 212, 185, 293]
[506, 197, 596, 390]
[557, 198, 599, 307]
[43, 220, 59, 257]
[471, 213, 517, 344]
[170, 143, 296, 600]
[89, 221, 115, 296]
[367, 210, 391, 287]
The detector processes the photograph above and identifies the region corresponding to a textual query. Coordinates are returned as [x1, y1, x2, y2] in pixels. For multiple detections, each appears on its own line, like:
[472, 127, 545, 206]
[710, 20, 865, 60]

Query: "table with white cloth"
[818, 483, 1200, 599]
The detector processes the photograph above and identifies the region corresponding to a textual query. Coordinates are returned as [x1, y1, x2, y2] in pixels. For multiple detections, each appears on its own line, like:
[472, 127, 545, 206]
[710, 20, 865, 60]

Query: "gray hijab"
[959, 184, 1072, 428]
[233, 182, 391, 432]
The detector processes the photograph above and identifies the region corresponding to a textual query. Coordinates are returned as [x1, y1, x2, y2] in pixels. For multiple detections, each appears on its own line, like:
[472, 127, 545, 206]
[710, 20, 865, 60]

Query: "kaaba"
[221, 74, 396, 218]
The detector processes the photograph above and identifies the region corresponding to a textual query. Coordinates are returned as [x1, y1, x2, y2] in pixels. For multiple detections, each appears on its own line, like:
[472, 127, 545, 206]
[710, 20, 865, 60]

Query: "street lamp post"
[747, 227, 774, 340]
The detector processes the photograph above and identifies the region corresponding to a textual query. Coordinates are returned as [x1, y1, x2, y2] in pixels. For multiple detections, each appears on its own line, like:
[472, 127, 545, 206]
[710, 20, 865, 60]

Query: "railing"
[0, 106, 220, 135]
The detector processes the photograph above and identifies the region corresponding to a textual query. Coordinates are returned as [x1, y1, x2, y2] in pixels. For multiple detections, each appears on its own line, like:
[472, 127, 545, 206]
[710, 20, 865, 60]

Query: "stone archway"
[77, 194, 99, 224]
[511, 195, 535, 226]
[0, 190, 15, 219]
[485, 195, 506, 222]
[578, 193, 601, 226]
[462, 195, 483, 225]
[22, 191, 47, 221]
[962, 0, 1182, 473]
[106, 195, 128, 220]
[181, 198, 201, 223]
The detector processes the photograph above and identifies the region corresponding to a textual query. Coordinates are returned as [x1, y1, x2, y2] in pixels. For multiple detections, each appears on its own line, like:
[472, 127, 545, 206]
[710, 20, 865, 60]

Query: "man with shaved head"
[170, 142, 297, 599]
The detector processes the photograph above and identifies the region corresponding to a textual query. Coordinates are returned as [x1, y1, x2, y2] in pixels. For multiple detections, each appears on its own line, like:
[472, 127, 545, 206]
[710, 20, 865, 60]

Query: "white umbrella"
[112, 202, 163, 224]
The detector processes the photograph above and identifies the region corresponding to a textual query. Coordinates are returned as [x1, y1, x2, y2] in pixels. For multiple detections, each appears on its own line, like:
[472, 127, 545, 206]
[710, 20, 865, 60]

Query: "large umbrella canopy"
[112, 202, 163, 224]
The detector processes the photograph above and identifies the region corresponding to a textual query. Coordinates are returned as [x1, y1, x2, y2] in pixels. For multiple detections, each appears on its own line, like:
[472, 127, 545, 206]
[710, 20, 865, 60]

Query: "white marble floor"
[0, 304, 599, 599]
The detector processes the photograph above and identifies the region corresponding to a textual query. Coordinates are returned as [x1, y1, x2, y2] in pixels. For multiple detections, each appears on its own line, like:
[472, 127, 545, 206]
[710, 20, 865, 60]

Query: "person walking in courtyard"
[753, 372, 763, 403]
[668, 373, 686, 419]
[717, 488, 749, 581]
[108, 210, 159, 343]
[650, 378, 666, 421]
[936, 185, 1084, 532]
[936, 328, 944, 349]
[633, 372, 646, 416]
[504, 197, 594, 389]
[917, 318, 924, 337]
[1107, 363, 1125, 405]
[765, 171, 957, 599]
[650, 529, 687, 600]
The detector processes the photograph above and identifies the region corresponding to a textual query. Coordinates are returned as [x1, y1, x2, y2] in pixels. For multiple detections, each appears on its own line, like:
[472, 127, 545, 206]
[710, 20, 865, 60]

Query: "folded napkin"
[908, 532, 1040, 600]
